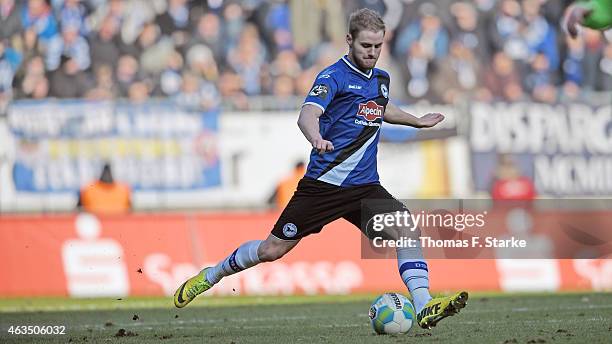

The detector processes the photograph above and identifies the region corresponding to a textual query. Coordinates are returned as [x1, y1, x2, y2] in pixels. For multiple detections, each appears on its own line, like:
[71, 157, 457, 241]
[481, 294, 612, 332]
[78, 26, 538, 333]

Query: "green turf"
[0, 292, 611, 343]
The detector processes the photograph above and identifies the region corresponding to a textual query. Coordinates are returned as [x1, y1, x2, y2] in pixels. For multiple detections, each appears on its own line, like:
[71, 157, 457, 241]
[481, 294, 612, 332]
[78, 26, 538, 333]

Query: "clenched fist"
[311, 137, 334, 154]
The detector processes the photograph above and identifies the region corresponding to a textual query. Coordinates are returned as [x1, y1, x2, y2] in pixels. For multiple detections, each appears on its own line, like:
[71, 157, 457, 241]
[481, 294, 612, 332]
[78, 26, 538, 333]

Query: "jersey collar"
[342, 55, 373, 79]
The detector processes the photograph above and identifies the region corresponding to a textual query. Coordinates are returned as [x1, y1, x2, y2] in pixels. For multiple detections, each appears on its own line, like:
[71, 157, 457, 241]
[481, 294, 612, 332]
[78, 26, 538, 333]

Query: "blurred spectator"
[272, 74, 294, 98]
[562, 34, 585, 86]
[186, 44, 219, 82]
[86, 0, 124, 32]
[222, 2, 246, 52]
[57, 0, 89, 35]
[46, 25, 91, 71]
[541, 0, 569, 26]
[295, 42, 344, 97]
[117, 0, 158, 46]
[269, 50, 301, 79]
[394, 3, 449, 61]
[290, 0, 345, 56]
[18, 55, 47, 98]
[257, 48, 297, 95]
[49, 54, 92, 98]
[155, 0, 191, 51]
[0, 89, 8, 115]
[156, 0, 191, 37]
[524, 53, 553, 88]
[559, 80, 582, 102]
[404, 42, 435, 101]
[89, 15, 122, 71]
[21, 0, 59, 43]
[449, 1, 490, 62]
[174, 71, 220, 110]
[127, 80, 150, 103]
[262, 0, 293, 55]
[86, 64, 115, 100]
[491, 154, 536, 201]
[432, 40, 483, 103]
[273, 161, 306, 209]
[0, 0, 23, 40]
[489, 0, 527, 61]
[158, 50, 183, 96]
[0, 41, 22, 97]
[483, 51, 525, 102]
[227, 23, 268, 95]
[114, 54, 140, 97]
[532, 82, 558, 103]
[300, 41, 343, 80]
[271, 74, 298, 110]
[600, 42, 612, 91]
[581, 29, 607, 90]
[135, 22, 175, 75]
[189, 12, 224, 63]
[521, 0, 558, 70]
[0, 41, 21, 113]
[17, 24, 42, 64]
[77, 163, 132, 215]
[31, 76, 49, 98]
[218, 69, 248, 110]
[474, 0, 498, 12]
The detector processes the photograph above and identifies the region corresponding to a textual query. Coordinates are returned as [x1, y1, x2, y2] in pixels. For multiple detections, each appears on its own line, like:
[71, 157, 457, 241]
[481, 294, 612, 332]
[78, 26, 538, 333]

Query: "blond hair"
[348, 8, 385, 38]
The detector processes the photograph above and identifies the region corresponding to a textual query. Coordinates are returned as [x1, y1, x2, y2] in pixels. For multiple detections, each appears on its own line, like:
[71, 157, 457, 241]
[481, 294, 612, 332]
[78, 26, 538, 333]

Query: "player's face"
[347, 30, 384, 70]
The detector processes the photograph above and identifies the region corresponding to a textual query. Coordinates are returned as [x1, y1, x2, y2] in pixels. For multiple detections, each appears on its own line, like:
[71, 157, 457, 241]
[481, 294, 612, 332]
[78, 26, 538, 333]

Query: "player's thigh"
[271, 178, 349, 241]
[343, 184, 411, 240]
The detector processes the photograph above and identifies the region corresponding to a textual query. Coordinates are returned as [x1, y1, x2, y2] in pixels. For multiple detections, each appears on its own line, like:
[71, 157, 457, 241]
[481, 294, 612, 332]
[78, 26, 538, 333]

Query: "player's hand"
[417, 112, 445, 128]
[564, 5, 592, 38]
[311, 137, 334, 154]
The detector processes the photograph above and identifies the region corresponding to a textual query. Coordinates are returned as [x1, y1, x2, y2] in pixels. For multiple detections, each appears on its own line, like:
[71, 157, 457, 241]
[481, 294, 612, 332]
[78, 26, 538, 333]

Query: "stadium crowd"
[0, 0, 610, 113]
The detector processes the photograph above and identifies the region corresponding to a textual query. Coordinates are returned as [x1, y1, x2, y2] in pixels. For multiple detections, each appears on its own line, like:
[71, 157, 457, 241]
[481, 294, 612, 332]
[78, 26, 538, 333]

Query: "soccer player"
[564, 0, 612, 38]
[174, 8, 468, 329]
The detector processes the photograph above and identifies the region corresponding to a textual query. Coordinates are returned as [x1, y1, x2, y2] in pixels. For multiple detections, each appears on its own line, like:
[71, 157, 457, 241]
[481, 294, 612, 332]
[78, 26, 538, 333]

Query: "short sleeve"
[303, 69, 341, 112]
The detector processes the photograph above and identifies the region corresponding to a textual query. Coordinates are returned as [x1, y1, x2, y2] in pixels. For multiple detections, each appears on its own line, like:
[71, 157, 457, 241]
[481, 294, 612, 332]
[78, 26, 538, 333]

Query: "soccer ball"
[368, 293, 416, 334]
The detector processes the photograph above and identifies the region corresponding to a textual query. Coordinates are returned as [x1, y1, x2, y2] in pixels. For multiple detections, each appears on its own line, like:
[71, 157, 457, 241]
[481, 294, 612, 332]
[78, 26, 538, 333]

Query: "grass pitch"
[0, 292, 610, 343]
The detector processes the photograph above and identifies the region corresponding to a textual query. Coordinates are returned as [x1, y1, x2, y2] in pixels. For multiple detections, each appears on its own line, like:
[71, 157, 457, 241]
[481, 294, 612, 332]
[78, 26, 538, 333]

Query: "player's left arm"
[383, 103, 444, 128]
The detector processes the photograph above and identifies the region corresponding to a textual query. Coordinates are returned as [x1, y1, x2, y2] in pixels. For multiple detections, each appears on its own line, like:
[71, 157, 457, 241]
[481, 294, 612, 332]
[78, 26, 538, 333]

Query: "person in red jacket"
[491, 155, 536, 201]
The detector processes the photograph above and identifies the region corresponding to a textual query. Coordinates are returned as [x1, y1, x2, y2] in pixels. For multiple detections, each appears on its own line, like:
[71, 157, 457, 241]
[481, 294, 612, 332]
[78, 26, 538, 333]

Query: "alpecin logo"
[357, 101, 383, 122]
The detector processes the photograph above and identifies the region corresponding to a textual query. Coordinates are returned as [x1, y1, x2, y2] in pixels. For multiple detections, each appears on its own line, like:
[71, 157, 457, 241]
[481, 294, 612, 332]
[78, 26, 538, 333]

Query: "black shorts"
[271, 177, 408, 240]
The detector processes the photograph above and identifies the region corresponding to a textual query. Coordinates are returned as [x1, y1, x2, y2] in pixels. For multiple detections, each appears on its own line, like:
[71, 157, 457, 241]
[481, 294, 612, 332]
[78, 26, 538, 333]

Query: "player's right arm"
[298, 105, 334, 154]
[298, 69, 341, 154]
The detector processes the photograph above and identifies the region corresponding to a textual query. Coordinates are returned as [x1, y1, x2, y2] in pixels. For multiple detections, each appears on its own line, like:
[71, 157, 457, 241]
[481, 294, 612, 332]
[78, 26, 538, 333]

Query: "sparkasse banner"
[0, 212, 609, 297]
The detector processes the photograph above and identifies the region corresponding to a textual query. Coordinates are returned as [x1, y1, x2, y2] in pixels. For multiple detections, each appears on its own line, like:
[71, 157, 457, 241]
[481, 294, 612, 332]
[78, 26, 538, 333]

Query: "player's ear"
[346, 33, 353, 47]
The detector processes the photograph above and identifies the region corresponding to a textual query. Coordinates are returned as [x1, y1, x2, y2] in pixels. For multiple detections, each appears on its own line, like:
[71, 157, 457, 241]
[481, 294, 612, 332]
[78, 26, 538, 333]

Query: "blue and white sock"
[205, 240, 262, 284]
[397, 246, 432, 313]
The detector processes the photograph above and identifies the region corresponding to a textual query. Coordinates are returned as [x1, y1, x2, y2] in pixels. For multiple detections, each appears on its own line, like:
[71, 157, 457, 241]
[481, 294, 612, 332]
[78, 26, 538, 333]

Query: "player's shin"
[396, 235, 432, 313]
[205, 240, 263, 284]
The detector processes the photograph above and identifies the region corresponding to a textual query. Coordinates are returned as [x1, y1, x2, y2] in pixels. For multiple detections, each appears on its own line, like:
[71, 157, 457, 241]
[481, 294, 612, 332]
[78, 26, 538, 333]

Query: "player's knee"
[258, 242, 290, 262]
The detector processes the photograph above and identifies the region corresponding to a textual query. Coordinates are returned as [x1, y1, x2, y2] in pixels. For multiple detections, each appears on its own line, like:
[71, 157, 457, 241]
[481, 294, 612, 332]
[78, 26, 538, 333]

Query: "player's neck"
[346, 53, 372, 74]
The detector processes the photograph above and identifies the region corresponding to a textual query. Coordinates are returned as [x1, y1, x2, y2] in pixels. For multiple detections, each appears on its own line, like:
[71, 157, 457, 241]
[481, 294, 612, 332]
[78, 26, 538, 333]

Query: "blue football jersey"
[303, 55, 390, 187]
